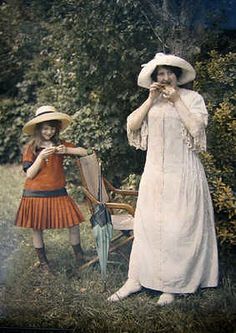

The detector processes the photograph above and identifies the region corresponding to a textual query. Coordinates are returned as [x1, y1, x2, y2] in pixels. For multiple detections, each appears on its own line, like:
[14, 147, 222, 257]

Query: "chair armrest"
[112, 189, 138, 196]
[81, 186, 135, 215]
[104, 178, 138, 196]
[80, 186, 100, 205]
[105, 202, 135, 216]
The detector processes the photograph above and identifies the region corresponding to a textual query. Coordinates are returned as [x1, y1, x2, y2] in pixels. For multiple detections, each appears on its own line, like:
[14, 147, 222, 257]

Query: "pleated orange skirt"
[15, 195, 84, 229]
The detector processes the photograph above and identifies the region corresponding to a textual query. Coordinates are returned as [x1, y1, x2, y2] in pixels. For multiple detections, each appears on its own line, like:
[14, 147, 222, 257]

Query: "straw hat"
[138, 53, 196, 89]
[23, 105, 72, 135]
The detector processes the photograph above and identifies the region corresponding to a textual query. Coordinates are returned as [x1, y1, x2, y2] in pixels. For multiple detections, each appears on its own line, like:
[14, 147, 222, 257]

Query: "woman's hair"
[28, 120, 62, 155]
[151, 65, 182, 82]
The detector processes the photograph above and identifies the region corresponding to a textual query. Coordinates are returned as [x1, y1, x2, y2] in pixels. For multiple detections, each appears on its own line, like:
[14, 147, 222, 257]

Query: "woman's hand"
[162, 86, 180, 103]
[148, 82, 165, 102]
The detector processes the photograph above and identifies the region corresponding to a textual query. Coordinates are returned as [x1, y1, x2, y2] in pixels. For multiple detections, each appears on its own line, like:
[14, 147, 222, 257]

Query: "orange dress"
[15, 142, 84, 229]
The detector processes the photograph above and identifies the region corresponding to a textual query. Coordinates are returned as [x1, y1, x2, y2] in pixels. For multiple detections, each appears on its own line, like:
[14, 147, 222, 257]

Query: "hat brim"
[23, 112, 72, 135]
[137, 54, 196, 89]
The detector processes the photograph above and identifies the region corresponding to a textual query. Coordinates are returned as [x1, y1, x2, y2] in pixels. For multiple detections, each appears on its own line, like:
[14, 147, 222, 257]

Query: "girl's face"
[40, 123, 56, 142]
[156, 67, 178, 88]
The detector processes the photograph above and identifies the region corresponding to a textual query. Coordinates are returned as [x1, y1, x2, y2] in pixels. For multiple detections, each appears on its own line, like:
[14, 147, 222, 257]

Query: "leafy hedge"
[0, 1, 235, 246]
[0, 99, 30, 163]
[194, 51, 236, 246]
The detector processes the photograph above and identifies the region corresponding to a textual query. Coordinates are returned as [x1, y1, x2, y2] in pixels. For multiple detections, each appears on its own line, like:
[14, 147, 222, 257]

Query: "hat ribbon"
[35, 111, 55, 118]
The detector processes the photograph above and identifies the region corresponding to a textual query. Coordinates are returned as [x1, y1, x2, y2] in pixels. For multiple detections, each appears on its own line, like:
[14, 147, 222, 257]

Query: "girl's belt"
[23, 188, 68, 197]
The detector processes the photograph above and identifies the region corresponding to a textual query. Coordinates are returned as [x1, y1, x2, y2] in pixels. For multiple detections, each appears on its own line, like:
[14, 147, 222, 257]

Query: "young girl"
[15, 105, 88, 272]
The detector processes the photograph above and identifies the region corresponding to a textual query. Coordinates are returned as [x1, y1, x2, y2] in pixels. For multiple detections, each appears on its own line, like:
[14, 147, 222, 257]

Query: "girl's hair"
[151, 65, 182, 82]
[28, 120, 62, 155]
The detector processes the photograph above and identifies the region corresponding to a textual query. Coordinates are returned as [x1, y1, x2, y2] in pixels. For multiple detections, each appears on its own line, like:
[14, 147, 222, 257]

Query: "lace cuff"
[127, 118, 148, 150]
[181, 125, 206, 152]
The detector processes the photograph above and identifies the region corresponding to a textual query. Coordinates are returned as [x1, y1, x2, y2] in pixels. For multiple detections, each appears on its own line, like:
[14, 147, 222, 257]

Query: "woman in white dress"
[108, 53, 218, 305]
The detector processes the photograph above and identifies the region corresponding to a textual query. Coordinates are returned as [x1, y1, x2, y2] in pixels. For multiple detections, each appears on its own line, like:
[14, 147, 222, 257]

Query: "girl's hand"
[38, 147, 56, 160]
[148, 82, 165, 102]
[162, 86, 180, 103]
[55, 145, 67, 154]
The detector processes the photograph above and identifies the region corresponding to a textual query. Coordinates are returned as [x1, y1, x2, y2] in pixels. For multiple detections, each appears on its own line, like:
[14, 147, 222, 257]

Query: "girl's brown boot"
[72, 243, 86, 266]
[35, 246, 50, 272]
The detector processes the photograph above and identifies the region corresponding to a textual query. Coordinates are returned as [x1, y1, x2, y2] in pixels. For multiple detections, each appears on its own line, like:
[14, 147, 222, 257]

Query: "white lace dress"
[127, 88, 218, 293]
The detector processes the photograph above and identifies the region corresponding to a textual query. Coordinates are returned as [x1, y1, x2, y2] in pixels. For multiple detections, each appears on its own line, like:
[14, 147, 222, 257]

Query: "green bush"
[0, 2, 235, 247]
[195, 51, 236, 246]
[0, 99, 31, 163]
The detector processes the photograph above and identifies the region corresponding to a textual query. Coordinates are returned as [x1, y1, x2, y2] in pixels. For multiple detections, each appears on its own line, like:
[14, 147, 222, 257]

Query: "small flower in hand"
[55, 145, 67, 154]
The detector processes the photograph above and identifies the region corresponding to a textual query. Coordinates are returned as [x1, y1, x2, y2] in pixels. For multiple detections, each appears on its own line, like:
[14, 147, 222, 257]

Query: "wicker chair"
[77, 153, 138, 269]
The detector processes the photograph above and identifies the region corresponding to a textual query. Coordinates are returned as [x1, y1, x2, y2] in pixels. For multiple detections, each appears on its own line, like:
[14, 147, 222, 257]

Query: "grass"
[0, 164, 236, 333]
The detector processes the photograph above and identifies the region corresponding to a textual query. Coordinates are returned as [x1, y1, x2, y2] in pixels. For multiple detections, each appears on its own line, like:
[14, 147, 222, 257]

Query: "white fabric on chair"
[79, 154, 109, 202]
[111, 214, 134, 230]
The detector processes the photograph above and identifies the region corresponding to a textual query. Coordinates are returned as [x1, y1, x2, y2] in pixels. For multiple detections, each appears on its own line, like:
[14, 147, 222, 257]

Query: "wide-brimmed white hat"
[138, 53, 196, 89]
[23, 105, 72, 135]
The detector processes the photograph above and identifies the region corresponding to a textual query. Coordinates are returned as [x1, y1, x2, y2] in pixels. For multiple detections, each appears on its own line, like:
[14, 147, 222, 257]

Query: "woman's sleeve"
[181, 92, 208, 152]
[127, 110, 148, 151]
[22, 145, 34, 172]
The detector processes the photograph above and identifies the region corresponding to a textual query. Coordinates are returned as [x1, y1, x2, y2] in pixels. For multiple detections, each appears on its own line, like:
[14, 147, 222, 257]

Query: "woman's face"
[156, 67, 178, 88]
[40, 123, 56, 141]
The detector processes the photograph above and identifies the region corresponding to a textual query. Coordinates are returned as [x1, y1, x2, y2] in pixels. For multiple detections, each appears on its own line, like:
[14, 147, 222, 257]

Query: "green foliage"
[14, 0, 217, 173]
[0, 99, 30, 163]
[2, 0, 154, 175]
[195, 51, 236, 246]
[0, 2, 235, 246]
[0, 0, 51, 96]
